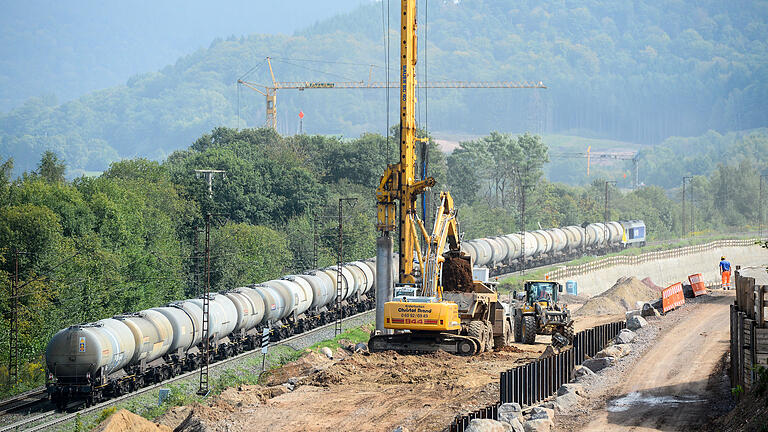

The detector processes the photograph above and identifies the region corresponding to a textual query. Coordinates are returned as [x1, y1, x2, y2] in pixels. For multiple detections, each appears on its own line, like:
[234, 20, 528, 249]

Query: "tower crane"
[550, 150, 640, 189]
[237, 57, 546, 130]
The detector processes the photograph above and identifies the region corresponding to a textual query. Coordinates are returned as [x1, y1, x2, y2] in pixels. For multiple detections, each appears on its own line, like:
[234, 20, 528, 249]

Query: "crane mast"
[376, 0, 432, 285]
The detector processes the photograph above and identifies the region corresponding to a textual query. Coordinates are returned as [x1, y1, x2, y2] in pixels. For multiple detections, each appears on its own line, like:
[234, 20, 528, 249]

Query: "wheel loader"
[512, 280, 574, 349]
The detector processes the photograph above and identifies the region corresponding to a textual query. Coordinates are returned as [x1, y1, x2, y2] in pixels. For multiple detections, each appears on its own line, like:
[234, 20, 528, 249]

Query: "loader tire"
[494, 319, 511, 349]
[484, 320, 494, 351]
[468, 320, 487, 353]
[522, 315, 537, 345]
[563, 322, 575, 345]
[514, 314, 523, 343]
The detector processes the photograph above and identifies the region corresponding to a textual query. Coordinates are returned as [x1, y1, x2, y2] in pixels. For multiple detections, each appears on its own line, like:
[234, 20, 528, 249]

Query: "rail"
[544, 239, 758, 281]
[0, 309, 375, 432]
[449, 321, 626, 432]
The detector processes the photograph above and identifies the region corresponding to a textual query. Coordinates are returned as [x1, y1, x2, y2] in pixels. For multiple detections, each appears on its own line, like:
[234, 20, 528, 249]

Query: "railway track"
[1, 232, 757, 431]
[0, 388, 48, 416]
[0, 308, 375, 432]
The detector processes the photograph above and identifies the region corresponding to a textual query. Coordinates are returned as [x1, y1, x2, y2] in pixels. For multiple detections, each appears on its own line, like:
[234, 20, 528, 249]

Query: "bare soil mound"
[170, 347, 540, 432]
[575, 277, 660, 316]
[95, 409, 172, 432]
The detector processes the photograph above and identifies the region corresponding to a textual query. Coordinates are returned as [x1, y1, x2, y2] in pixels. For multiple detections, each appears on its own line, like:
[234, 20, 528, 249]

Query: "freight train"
[45, 260, 393, 409]
[461, 220, 646, 275]
[45, 220, 645, 408]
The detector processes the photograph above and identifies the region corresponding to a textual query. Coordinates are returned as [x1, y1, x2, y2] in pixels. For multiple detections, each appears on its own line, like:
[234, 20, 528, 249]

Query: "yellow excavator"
[369, 0, 513, 356]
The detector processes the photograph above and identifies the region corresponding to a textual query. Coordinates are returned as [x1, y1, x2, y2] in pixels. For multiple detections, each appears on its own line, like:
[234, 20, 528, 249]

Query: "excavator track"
[369, 332, 482, 356]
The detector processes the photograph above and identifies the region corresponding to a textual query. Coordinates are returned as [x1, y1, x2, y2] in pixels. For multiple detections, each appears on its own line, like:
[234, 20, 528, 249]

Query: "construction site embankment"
[550, 240, 768, 297]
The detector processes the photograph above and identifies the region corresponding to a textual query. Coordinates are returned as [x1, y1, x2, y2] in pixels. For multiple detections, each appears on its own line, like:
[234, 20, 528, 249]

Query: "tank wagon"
[45, 258, 394, 409]
[46, 221, 645, 408]
[461, 220, 646, 275]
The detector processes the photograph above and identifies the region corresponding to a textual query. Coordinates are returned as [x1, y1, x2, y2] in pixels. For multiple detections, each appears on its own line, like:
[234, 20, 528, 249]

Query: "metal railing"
[545, 239, 757, 281]
[449, 321, 626, 432]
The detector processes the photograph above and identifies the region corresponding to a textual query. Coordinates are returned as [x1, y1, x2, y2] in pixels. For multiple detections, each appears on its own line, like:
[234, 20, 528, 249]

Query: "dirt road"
[581, 293, 733, 431]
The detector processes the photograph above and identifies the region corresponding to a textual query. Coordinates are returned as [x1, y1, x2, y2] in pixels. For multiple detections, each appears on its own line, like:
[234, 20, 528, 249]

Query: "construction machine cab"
[524, 281, 563, 307]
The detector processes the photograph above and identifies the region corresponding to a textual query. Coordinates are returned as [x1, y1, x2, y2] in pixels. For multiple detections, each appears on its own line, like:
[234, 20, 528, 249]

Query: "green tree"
[211, 222, 292, 290]
[35, 151, 66, 183]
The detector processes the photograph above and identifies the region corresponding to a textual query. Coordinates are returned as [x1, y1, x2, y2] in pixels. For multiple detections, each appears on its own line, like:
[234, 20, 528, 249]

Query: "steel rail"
[1, 309, 375, 432]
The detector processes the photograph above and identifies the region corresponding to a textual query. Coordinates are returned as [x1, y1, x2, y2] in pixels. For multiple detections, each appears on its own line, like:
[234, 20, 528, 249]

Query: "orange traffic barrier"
[688, 273, 708, 297]
[662, 282, 686, 313]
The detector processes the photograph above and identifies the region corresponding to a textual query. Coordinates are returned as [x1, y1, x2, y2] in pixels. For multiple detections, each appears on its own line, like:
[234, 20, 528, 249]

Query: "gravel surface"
[554, 290, 734, 431]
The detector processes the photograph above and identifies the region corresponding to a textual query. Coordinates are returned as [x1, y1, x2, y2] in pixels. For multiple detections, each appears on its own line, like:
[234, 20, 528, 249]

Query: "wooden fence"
[545, 239, 755, 281]
[730, 266, 768, 391]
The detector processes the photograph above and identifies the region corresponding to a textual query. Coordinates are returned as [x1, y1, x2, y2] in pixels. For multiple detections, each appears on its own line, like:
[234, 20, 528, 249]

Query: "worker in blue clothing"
[719, 256, 731, 289]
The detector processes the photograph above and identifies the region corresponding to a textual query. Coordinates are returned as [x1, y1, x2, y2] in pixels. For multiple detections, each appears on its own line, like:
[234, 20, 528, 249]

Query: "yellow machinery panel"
[383, 301, 461, 331]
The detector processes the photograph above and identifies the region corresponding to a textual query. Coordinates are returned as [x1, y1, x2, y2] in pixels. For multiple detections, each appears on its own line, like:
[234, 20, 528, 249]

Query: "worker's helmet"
[721, 256, 726, 260]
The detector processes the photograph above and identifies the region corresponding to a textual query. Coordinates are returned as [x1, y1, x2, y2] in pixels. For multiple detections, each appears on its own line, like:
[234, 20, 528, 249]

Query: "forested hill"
[0, 0, 366, 111]
[1, 0, 767, 177]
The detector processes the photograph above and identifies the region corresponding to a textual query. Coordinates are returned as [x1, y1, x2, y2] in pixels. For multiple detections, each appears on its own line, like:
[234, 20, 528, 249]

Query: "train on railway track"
[45, 260, 390, 409]
[462, 220, 646, 276]
[44, 220, 644, 409]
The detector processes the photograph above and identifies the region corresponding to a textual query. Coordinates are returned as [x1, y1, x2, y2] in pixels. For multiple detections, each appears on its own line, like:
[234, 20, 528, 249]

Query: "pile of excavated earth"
[147, 345, 542, 432]
[574, 276, 660, 316]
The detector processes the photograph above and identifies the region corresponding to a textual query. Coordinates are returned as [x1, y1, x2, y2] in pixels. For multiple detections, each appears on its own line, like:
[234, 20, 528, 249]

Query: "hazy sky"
[0, 0, 368, 110]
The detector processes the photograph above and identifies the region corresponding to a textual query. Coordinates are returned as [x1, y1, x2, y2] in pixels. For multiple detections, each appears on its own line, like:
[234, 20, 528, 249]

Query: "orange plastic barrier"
[662, 282, 686, 313]
[687, 273, 708, 297]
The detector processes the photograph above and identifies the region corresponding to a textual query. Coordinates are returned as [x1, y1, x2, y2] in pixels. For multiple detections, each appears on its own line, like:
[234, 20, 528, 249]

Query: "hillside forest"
[1, 0, 767, 178]
[1, 126, 765, 394]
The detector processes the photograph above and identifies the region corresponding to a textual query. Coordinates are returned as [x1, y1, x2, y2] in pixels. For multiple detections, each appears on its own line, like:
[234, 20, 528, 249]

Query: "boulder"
[555, 390, 581, 411]
[507, 418, 525, 432]
[625, 309, 641, 320]
[354, 342, 368, 353]
[626, 315, 648, 331]
[175, 414, 209, 432]
[595, 344, 631, 359]
[573, 365, 596, 380]
[498, 403, 524, 424]
[614, 329, 635, 344]
[557, 383, 583, 396]
[582, 356, 615, 372]
[391, 427, 409, 432]
[641, 303, 661, 318]
[321, 347, 334, 359]
[465, 419, 514, 432]
[523, 418, 553, 432]
[529, 406, 554, 421]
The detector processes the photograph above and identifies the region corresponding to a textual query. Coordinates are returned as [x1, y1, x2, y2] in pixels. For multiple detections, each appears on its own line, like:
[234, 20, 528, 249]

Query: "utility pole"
[519, 184, 527, 274]
[336, 198, 357, 336]
[8, 250, 19, 389]
[632, 155, 640, 190]
[312, 211, 319, 270]
[683, 176, 692, 237]
[198, 212, 212, 395]
[193, 169, 226, 396]
[760, 174, 768, 241]
[604, 181, 616, 242]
